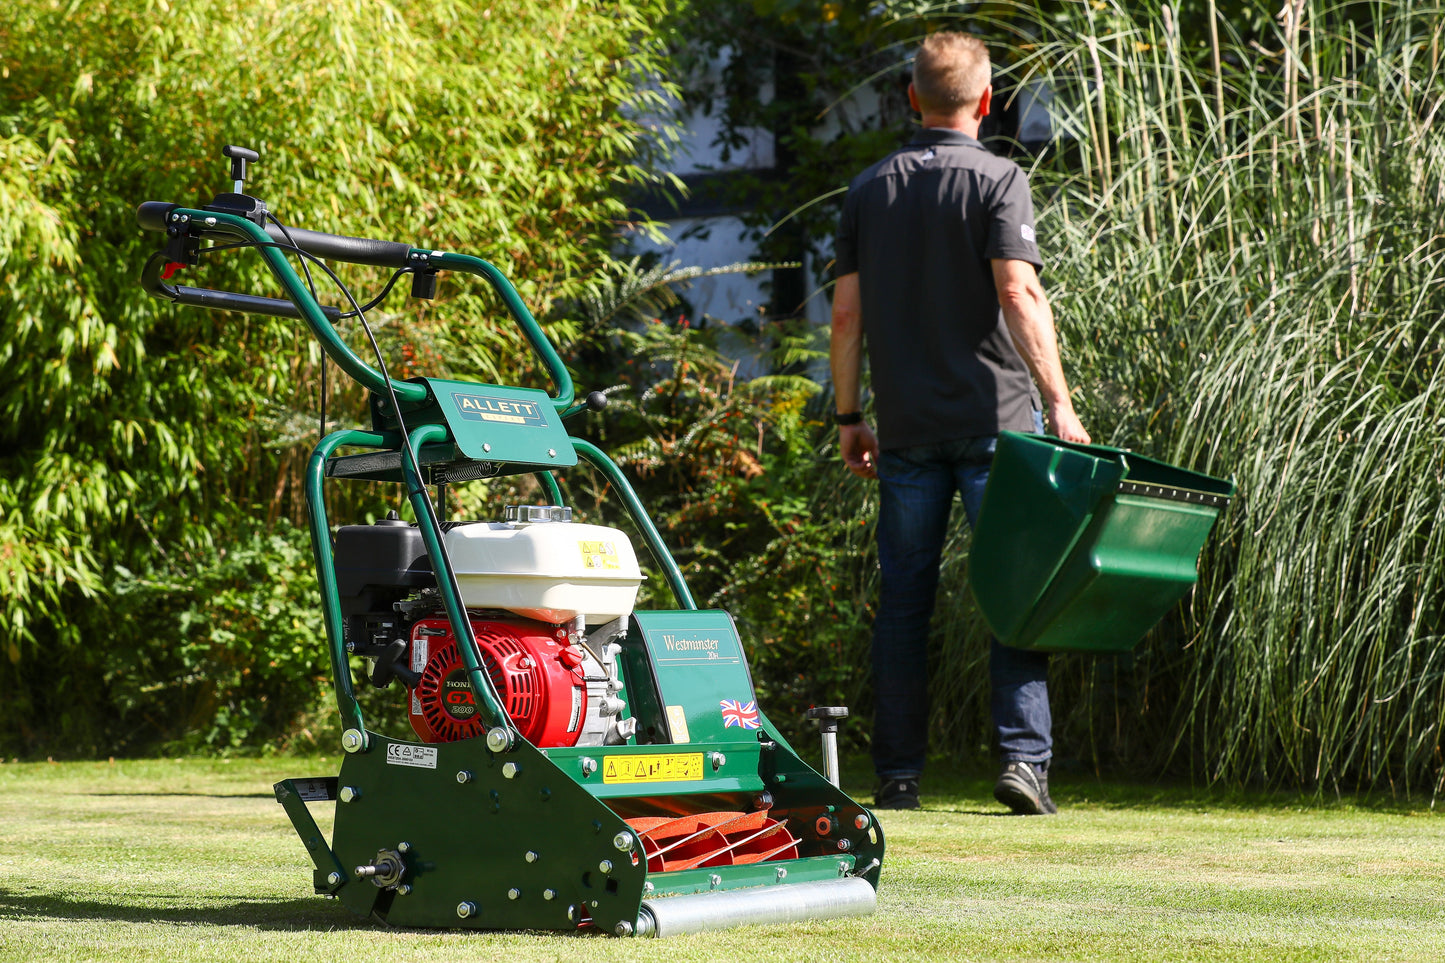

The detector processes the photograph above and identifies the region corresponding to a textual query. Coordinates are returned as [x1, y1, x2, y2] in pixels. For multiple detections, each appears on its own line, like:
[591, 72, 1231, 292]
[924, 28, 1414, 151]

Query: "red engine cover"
[408, 616, 589, 747]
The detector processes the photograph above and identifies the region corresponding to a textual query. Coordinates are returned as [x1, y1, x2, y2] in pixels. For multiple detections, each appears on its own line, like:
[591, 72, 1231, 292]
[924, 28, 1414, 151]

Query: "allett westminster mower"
[137, 147, 883, 937]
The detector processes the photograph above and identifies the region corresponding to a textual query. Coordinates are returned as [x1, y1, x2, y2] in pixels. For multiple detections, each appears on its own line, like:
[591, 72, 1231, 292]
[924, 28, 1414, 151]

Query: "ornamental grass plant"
[661, 0, 1445, 797]
[920, 0, 1445, 794]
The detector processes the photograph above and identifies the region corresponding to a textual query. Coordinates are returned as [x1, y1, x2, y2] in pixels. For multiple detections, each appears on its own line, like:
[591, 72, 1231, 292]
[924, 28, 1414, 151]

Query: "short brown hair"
[912, 32, 990, 114]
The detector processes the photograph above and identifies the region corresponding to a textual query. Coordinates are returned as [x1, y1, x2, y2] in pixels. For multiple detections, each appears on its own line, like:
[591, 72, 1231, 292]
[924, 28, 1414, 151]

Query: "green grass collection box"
[971, 432, 1235, 653]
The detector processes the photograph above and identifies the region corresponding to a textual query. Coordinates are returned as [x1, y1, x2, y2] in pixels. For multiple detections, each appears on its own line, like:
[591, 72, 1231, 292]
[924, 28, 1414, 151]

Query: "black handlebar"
[140, 252, 343, 323]
[263, 224, 412, 268]
[136, 201, 413, 269]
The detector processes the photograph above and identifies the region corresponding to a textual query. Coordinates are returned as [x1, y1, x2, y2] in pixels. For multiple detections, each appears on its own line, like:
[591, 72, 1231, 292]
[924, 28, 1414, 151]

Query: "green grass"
[1, 758, 1441, 962]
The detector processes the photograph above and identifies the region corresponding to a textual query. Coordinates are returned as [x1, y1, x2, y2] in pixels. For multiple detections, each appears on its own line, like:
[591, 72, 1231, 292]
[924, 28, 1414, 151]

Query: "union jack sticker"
[720, 699, 760, 730]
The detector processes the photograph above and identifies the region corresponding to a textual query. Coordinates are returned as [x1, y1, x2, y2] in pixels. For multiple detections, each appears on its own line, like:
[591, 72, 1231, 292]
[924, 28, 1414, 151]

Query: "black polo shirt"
[835, 128, 1043, 449]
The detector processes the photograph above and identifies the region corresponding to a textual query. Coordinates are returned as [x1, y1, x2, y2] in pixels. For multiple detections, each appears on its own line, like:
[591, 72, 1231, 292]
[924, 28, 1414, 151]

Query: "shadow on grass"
[0, 890, 373, 931]
[0, 891, 616, 939]
[79, 791, 277, 800]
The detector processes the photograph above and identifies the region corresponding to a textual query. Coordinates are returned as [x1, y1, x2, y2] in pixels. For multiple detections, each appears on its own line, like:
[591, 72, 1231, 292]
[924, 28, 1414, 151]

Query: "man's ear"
[907, 82, 921, 114]
[977, 84, 993, 120]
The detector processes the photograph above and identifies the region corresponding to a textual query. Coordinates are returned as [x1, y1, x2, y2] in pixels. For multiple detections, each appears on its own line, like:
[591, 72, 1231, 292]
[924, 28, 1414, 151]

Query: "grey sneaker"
[875, 777, 921, 810]
[993, 761, 1057, 815]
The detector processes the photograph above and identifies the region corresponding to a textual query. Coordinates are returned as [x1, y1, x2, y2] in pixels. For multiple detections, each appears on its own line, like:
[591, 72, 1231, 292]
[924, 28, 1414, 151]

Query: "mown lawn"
[0, 757, 1440, 962]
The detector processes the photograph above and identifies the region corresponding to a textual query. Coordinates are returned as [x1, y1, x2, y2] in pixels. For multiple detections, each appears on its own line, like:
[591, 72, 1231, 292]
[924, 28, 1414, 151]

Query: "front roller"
[636, 878, 877, 937]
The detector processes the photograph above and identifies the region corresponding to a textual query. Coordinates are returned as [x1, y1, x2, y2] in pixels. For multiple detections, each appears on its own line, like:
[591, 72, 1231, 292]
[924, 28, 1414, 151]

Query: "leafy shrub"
[0, 0, 674, 757]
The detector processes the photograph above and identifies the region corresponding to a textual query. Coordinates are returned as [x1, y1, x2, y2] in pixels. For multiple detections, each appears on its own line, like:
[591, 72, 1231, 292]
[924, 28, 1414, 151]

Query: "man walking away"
[829, 31, 1090, 814]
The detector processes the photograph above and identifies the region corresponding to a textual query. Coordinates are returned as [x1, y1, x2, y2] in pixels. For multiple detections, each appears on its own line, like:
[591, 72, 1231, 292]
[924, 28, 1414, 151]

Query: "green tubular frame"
[535, 471, 563, 505]
[307, 430, 699, 733]
[169, 210, 576, 412]
[573, 439, 697, 611]
[240, 208, 699, 735]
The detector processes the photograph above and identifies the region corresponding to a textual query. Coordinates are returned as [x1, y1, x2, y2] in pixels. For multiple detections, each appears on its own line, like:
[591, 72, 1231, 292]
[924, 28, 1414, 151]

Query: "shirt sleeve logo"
[1021, 224, 1037, 243]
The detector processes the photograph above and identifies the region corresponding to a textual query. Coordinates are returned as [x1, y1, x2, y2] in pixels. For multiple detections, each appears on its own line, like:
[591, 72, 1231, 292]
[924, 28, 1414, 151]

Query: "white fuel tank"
[442, 507, 643, 625]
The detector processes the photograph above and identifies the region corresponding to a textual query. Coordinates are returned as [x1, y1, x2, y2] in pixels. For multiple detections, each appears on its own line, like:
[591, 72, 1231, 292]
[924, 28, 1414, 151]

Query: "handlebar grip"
[137, 201, 179, 233]
[136, 201, 413, 268]
[264, 224, 413, 269]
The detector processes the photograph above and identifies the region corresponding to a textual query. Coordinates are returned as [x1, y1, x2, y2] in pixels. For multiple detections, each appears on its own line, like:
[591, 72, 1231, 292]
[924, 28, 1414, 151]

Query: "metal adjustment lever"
[806, 706, 849, 788]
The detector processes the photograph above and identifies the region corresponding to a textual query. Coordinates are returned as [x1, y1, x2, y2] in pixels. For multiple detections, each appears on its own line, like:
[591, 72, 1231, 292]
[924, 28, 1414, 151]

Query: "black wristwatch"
[833, 411, 864, 426]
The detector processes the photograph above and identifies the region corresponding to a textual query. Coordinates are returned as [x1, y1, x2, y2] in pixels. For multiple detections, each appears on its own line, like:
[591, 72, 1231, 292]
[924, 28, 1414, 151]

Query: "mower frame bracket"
[274, 778, 346, 893]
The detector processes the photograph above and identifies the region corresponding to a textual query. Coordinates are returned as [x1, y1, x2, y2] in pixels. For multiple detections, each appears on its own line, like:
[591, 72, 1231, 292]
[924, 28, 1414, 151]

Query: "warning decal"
[602, 752, 704, 784]
[579, 540, 621, 570]
[665, 704, 691, 744]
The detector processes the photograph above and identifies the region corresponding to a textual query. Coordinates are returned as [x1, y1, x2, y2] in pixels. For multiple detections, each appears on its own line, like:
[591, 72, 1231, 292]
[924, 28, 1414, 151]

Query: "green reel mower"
[136, 146, 883, 937]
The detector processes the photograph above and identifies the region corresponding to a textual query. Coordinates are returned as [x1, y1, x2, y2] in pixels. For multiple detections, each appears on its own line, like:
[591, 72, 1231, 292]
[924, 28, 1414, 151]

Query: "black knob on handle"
[222, 145, 260, 187]
[585, 391, 608, 412]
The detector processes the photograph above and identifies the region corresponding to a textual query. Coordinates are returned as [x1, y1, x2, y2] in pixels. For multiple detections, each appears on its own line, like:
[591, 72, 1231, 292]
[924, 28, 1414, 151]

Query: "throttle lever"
[222, 145, 260, 193]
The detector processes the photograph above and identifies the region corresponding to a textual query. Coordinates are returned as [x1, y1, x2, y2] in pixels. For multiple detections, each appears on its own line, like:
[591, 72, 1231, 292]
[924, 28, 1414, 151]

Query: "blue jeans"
[871, 430, 1053, 779]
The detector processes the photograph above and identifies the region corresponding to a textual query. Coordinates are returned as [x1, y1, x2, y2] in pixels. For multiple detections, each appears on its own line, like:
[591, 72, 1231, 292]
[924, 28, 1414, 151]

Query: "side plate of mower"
[137, 146, 884, 937]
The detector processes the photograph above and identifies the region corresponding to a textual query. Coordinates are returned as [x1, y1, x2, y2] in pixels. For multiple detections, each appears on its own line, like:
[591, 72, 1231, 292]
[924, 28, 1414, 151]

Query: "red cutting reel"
[625, 811, 800, 873]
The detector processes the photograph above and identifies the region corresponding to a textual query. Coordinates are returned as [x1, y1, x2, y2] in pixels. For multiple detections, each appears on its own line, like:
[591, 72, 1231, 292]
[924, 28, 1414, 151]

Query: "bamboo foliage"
[0, 0, 676, 755]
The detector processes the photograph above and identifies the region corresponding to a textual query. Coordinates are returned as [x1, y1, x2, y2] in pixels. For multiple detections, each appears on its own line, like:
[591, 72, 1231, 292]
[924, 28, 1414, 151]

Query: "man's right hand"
[1048, 406, 1091, 445]
[840, 421, 880, 479]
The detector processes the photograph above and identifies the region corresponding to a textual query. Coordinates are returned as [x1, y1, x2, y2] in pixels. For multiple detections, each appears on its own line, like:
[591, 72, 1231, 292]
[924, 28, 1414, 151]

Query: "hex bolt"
[776, 867, 788, 881]
[614, 921, 634, 937]
[711, 752, 726, 771]
[854, 813, 871, 830]
[486, 726, 514, 753]
[457, 901, 477, 919]
[502, 762, 521, 780]
[482, 443, 491, 453]
[547, 449, 557, 458]
[396, 884, 412, 896]
[837, 838, 853, 852]
[708, 874, 721, 890]
[525, 851, 539, 863]
[579, 757, 598, 777]
[456, 770, 475, 784]
[612, 831, 635, 852]
[507, 888, 521, 900]
[643, 881, 655, 894]
[341, 729, 366, 753]
[397, 841, 411, 854]
[543, 889, 556, 901]
[326, 872, 342, 886]
[598, 860, 613, 874]
[204, 216, 216, 226]
[838, 861, 849, 874]
[567, 904, 578, 922]
[338, 786, 361, 803]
